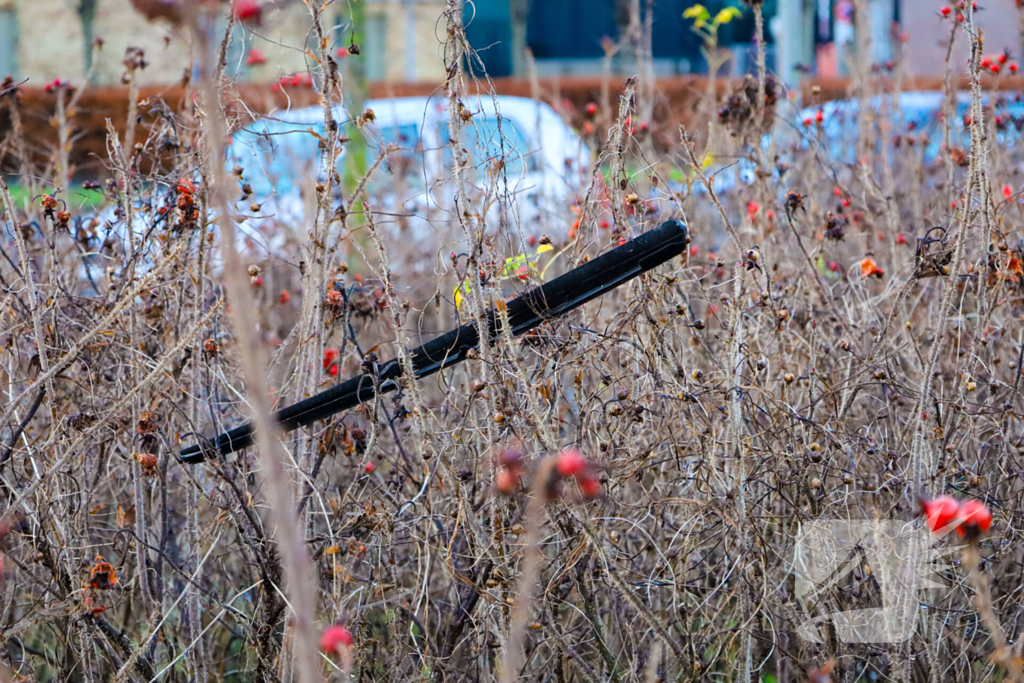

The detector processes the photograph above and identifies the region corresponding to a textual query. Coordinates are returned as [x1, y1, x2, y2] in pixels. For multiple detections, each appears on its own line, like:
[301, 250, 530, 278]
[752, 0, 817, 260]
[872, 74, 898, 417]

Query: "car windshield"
[367, 121, 426, 192]
[230, 116, 327, 196]
[438, 115, 537, 180]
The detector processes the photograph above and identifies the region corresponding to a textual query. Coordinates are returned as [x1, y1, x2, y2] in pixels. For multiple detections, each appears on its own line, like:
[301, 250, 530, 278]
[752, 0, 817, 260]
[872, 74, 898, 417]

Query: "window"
[0, 8, 17, 78]
[364, 13, 387, 82]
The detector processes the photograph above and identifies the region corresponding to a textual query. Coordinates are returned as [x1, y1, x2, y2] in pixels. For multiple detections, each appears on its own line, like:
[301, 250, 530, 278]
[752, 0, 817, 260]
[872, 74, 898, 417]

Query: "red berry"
[833, 186, 843, 197]
[556, 448, 587, 478]
[981, 57, 991, 68]
[690, 245, 700, 256]
[957, 499, 992, 536]
[923, 495, 961, 534]
[841, 198, 851, 207]
[337, 47, 349, 58]
[803, 117, 813, 127]
[320, 625, 352, 653]
[1010, 62, 1019, 73]
[828, 260, 840, 273]
[991, 63, 1001, 74]
[941, 5, 952, 15]
[278, 290, 291, 304]
[814, 108, 824, 123]
[328, 365, 338, 376]
[579, 477, 601, 499]
[245, 48, 267, 66]
[585, 102, 598, 116]
[232, 0, 262, 24]
[998, 52, 1009, 64]
[323, 349, 338, 368]
[1003, 184, 1013, 199]
[495, 467, 518, 495]
[251, 275, 263, 287]
[957, 12, 964, 21]
[896, 233, 907, 244]
[364, 462, 375, 474]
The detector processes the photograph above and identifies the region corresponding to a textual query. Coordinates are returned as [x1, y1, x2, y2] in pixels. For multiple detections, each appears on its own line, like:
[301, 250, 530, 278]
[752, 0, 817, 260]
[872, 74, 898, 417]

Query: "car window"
[233, 120, 326, 196]
[438, 115, 537, 179]
[368, 122, 426, 192]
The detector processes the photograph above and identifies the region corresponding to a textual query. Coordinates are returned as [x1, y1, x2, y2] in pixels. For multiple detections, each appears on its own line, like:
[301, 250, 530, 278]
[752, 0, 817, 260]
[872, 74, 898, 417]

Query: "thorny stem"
[189, 5, 323, 683]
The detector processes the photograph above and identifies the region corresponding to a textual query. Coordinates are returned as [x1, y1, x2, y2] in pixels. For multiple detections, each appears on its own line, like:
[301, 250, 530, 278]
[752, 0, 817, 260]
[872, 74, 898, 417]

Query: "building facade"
[0, 0, 447, 87]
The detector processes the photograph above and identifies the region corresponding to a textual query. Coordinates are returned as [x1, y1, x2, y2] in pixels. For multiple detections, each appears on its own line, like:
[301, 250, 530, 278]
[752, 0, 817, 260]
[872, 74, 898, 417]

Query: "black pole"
[179, 219, 688, 463]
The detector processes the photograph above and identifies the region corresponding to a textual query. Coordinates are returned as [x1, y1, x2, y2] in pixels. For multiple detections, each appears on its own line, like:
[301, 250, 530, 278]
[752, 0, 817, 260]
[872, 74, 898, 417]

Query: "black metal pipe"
[179, 218, 688, 463]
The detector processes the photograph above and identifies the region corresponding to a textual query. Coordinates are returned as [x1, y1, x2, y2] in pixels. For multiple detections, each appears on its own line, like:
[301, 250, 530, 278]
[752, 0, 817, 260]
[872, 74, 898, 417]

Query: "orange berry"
[495, 468, 518, 495]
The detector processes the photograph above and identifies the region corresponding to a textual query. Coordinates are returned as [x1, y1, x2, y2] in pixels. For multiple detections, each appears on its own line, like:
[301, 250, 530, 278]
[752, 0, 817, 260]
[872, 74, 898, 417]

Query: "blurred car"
[674, 91, 1024, 202]
[226, 95, 591, 246]
[796, 91, 1024, 165]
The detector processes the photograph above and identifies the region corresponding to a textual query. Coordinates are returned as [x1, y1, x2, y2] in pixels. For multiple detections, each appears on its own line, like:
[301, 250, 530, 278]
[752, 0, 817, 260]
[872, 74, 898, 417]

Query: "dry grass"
[1, 2, 1024, 683]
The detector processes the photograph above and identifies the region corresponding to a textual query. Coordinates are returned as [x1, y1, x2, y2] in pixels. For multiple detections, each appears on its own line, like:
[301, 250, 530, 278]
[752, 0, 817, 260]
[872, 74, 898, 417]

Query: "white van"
[226, 95, 591, 246]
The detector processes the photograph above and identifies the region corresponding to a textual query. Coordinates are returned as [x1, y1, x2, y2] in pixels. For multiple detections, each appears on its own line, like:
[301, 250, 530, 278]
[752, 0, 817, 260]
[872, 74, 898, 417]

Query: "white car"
[226, 95, 591, 248]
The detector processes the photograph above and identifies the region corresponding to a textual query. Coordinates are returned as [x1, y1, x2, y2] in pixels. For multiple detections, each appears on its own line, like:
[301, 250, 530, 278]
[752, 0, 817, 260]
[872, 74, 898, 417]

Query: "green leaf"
[501, 253, 532, 278]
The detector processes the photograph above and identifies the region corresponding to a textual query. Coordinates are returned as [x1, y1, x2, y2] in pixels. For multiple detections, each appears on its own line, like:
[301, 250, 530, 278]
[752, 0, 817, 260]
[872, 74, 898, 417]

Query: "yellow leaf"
[715, 7, 741, 25]
[536, 244, 555, 254]
[324, 544, 340, 555]
[453, 283, 466, 311]
[683, 4, 707, 19]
